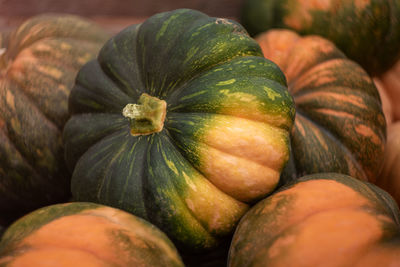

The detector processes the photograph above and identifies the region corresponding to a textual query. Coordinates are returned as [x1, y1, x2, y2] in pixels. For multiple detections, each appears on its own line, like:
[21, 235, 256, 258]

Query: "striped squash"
[0, 14, 109, 222]
[256, 29, 386, 183]
[228, 173, 400, 267]
[63, 9, 295, 251]
[240, 0, 400, 75]
[0, 202, 184, 267]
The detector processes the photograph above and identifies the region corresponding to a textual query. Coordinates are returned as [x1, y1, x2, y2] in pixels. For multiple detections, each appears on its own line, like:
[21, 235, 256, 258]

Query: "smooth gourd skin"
[64, 9, 295, 251]
[375, 122, 400, 207]
[373, 78, 393, 125]
[241, 0, 400, 75]
[256, 29, 386, 184]
[0, 15, 109, 222]
[373, 59, 400, 123]
[228, 173, 400, 267]
[0, 202, 184, 267]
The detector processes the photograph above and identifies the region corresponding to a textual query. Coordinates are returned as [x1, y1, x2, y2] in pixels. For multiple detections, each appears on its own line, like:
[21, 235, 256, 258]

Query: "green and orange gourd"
[241, 0, 400, 75]
[228, 173, 400, 267]
[0, 202, 184, 267]
[63, 9, 295, 251]
[255, 29, 386, 183]
[0, 14, 109, 222]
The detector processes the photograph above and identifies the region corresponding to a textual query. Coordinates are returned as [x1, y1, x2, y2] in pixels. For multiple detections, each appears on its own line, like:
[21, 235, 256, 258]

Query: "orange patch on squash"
[294, 117, 306, 137]
[355, 124, 382, 145]
[259, 179, 372, 234]
[288, 59, 345, 94]
[257, 30, 350, 100]
[19, 215, 133, 265]
[5, 90, 15, 110]
[13, 207, 180, 266]
[354, 0, 371, 10]
[295, 91, 368, 110]
[3, 247, 109, 267]
[203, 115, 289, 168]
[357, 244, 400, 266]
[283, 0, 332, 30]
[267, 209, 385, 267]
[199, 115, 290, 202]
[202, 146, 281, 202]
[256, 29, 300, 69]
[7, 48, 37, 83]
[314, 108, 356, 120]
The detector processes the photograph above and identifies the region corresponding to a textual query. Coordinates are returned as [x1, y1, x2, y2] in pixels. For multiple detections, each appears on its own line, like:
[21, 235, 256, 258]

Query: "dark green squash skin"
[240, 0, 400, 75]
[0, 15, 109, 224]
[64, 9, 295, 251]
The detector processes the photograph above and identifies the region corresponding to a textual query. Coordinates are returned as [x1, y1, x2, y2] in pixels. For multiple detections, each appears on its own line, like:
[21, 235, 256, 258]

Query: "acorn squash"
[0, 202, 184, 267]
[256, 29, 386, 183]
[63, 9, 295, 251]
[0, 14, 109, 222]
[228, 172, 400, 267]
[241, 0, 400, 75]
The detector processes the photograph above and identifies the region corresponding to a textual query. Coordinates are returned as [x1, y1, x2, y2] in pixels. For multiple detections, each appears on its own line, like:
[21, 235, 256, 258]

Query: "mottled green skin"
[64, 9, 295, 251]
[228, 173, 400, 267]
[241, 0, 400, 75]
[0, 202, 184, 267]
[0, 15, 109, 222]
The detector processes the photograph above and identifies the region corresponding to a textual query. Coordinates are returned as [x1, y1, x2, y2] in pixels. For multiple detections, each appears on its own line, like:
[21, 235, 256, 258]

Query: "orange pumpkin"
[228, 173, 400, 267]
[0, 202, 184, 267]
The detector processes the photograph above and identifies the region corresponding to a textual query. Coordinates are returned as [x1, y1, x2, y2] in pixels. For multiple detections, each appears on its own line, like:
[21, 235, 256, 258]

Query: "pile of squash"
[0, 1, 400, 266]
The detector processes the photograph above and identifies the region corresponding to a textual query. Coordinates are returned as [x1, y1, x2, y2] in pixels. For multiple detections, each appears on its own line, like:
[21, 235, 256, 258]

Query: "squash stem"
[122, 93, 167, 136]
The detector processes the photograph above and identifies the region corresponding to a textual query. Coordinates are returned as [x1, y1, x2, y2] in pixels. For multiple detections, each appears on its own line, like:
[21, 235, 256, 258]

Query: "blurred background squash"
[0, 14, 109, 223]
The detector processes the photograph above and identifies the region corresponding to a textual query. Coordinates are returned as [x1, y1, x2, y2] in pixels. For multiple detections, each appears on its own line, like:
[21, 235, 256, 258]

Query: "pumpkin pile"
[0, 2, 399, 266]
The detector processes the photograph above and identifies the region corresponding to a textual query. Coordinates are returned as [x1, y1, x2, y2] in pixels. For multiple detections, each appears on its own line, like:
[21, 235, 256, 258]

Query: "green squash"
[228, 172, 400, 267]
[240, 0, 400, 75]
[256, 29, 386, 184]
[0, 202, 184, 267]
[63, 8, 295, 251]
[0, 14, 109, 223]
